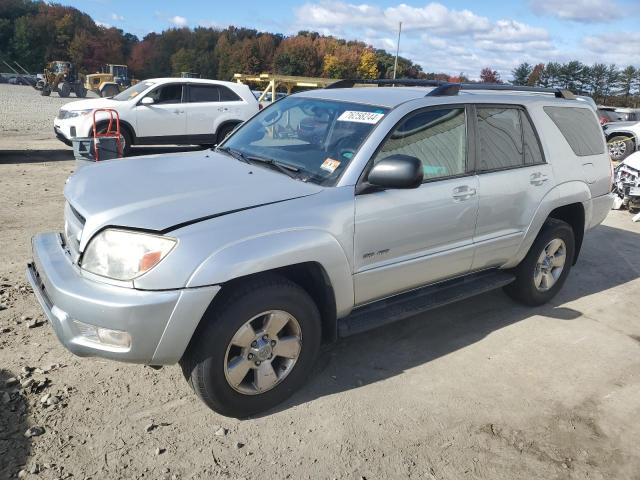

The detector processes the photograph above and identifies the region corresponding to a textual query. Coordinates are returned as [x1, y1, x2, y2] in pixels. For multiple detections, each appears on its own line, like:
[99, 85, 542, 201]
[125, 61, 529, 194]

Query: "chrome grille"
[63, 202, 85, 264]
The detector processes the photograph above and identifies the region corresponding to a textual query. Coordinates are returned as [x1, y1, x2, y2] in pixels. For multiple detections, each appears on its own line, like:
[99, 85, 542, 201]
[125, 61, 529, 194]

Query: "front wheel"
[180, 274, 322, 418]
[58, 82, 71, 98]
[504, 218, 575, 306]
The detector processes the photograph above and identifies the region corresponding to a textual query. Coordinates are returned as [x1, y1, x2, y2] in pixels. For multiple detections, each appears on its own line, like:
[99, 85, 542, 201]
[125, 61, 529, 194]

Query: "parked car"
[54, 78, 259, 155]
[603, 120, 640, 161]
[596, 106, 622, 125]
[29, 82, 613, 418]
[614, 108, 640, 123]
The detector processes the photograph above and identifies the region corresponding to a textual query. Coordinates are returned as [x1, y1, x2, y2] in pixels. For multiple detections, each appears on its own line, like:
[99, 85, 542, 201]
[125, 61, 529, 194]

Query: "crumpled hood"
[60, 97, 119, 112]
[65, 151, 323, 249]
[622, 152, 640, 172]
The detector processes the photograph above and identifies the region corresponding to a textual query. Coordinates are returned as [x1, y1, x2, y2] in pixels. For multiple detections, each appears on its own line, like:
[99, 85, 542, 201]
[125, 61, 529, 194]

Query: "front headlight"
[81, 229, 176, 281]
[59, 109, 93, 120]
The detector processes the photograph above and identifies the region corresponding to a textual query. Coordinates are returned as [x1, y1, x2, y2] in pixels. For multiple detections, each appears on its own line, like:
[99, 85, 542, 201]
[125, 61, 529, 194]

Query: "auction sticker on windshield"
[337, 111, 385, 124]
[320, 158, 341, 173]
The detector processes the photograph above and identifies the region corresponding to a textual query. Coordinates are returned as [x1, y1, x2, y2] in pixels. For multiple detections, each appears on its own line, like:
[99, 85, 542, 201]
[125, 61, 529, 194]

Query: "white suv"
[54, 78, 259, 155]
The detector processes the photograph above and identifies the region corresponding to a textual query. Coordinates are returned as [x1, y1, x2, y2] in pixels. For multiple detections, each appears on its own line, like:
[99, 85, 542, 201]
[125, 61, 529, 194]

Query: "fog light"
[73, 320, 131, 349]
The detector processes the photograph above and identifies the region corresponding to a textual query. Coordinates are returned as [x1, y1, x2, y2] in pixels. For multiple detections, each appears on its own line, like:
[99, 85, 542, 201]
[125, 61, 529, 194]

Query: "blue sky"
[59, 0, 640, 79]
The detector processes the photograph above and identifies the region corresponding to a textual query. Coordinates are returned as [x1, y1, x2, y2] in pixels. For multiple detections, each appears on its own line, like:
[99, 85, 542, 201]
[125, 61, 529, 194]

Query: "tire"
[504, 218, 575, 306]
[74, 84, 87, 98]
[40, 86, 51, 97]
[608, 135, 634, 161]
[216, 123, 238, 144]
[95, 124, 132, 157]
[180, 274, 322, 418]
[100, 84, 119, 98]
[59, 82, 71, 98]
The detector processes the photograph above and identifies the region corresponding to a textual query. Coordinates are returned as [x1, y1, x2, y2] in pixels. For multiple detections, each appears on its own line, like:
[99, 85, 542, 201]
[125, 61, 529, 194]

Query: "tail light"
[610, 161, 615, 192]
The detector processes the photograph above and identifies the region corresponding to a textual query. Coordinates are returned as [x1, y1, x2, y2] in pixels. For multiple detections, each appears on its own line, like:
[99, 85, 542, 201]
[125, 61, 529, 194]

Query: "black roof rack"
[326, 78, 576, 100]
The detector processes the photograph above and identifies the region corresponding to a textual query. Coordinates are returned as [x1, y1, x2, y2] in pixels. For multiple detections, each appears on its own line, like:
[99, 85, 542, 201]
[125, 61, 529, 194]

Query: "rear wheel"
[608, 135, 634, 161]
[216, 123, 238, 144]
[504, 218, 575, 306]
[58, 82, 71, 98]
[40, 86, 51, 96]
[180, 274, 322, 418]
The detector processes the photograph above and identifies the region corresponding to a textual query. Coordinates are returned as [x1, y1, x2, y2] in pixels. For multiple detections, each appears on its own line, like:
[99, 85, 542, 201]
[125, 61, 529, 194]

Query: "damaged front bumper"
[26, 232, 219, 365]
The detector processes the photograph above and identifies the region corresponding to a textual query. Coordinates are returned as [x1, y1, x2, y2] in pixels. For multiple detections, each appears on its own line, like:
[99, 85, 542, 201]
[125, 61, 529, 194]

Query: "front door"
[135, 83, 187, 142]
[353, 106, 479, 305]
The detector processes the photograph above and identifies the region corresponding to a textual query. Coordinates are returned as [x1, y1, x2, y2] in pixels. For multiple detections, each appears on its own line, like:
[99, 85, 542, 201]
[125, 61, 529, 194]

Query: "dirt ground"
[1, 151, 640, 480]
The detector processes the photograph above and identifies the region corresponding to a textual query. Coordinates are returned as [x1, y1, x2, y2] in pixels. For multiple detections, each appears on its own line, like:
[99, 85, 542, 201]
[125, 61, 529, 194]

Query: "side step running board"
[338, 270, 515, 337]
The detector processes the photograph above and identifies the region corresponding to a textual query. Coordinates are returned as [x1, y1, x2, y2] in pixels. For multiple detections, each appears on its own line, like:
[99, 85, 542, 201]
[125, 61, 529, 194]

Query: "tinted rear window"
[544, 106, 604, 156]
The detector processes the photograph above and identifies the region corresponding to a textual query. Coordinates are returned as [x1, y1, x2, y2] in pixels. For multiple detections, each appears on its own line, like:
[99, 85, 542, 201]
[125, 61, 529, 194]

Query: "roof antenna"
[392, 22, 402, 81]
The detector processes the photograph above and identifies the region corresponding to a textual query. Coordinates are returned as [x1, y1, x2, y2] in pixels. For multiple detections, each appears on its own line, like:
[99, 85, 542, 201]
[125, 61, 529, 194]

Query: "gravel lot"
[1, 86, 640, 479]
[0, 83, 98, 151]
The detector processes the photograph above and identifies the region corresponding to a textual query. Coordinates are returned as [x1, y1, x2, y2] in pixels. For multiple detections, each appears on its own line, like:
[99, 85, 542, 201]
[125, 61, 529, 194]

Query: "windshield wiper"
[245, 156, 300, 179]
[215, 146, 250, 164]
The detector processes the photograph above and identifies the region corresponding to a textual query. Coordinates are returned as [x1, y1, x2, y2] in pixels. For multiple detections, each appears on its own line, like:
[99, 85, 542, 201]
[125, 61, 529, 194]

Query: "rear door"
[135, 83, 187, 142]
[353, 105, 479, 305]
[185, 84, 246, 144]
[471, 105, 553, 270]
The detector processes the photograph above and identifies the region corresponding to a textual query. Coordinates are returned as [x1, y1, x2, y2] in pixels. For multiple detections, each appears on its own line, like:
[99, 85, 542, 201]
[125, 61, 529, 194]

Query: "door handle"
[452, 185, 477, 201]
[530, 172, 549, 186]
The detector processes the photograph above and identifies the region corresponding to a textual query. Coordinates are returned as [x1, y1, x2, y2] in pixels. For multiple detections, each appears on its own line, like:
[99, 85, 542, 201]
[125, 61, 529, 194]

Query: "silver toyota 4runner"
[28, 81, 614, 418]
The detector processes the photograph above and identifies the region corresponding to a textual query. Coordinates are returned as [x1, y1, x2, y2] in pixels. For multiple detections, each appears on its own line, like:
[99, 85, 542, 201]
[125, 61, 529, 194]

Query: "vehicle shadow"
[0, 150, 74, 164]
[261, 223, 640, 416]
[0, 146, 206, 165]
[0, 369, 31, 478]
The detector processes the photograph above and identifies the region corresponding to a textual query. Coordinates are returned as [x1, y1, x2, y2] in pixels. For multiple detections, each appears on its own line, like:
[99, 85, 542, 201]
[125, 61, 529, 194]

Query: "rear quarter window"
[543, 106, 604, 156]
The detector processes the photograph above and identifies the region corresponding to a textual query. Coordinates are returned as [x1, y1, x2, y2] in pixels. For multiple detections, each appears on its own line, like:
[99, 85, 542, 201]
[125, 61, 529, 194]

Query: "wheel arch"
[215, 119, 243, 143]
[93, 118, 136, 143]
[204, 262, 338, 344]
[606, 130, 638, 145]
[506, 181, 591, 269]
[547, 203, 585, 264]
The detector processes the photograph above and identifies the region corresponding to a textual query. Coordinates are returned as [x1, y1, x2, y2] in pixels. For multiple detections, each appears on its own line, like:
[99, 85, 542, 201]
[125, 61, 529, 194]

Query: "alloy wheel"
[534, 238, 567, 292]
[224, 310, 302, 395]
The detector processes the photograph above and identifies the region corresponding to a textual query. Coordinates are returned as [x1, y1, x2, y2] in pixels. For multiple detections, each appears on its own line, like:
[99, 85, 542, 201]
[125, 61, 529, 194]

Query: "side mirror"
[140, 97, 155, 105]
[367, 154, 423, 189]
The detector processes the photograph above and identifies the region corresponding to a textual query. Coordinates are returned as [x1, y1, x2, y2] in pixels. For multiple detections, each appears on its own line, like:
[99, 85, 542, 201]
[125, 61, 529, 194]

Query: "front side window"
[476, 107, 523, 171]
[374, 107, 467, 181]
[146, 84, 183, 104]
[222, 97, 389, 186]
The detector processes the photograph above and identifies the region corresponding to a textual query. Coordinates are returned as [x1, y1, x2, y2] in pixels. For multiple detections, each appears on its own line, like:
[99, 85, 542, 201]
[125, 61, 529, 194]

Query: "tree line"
[511, 62, 640, 107]
[0, 0, 423, 82]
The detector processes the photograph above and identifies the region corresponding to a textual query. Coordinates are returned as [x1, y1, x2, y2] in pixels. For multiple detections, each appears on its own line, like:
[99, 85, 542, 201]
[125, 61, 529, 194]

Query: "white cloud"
[583, 32, 640, 65]
[295, 1, 491, 35]
[95, 21, 112, 28]
[530, 0, 621, 23]
[111, 13, 124, 21]
[169, 15, 188, 27]
[293, 1, 557, 79]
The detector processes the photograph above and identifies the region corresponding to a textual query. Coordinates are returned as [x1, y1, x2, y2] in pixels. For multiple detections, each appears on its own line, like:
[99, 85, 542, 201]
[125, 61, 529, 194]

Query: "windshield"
[222, 97, 388, 186]
[112, 81, 155, 101]
[112, 65, 127, 78]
